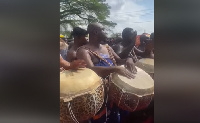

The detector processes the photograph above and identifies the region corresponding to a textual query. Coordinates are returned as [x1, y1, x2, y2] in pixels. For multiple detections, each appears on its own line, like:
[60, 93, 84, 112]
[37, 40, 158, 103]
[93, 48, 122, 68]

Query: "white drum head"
[60, 68, 101, 100]
[111, 66, 154, 96]
[135, 58, 154, 74]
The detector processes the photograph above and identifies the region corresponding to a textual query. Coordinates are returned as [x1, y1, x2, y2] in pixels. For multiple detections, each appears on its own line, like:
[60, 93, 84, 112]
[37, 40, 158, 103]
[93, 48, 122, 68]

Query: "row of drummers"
[60, 23, 154, 123]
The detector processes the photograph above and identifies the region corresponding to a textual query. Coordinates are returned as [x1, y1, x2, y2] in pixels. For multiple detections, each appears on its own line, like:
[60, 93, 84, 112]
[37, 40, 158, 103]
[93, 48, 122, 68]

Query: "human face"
[127, 30, 137, 45]
[96, 24, 107, 41]
[77, 35, 88, 45]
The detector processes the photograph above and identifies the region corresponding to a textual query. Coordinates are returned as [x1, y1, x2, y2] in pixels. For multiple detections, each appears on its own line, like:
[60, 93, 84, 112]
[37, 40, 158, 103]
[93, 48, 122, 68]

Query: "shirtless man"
[67, 27, 89, 62]
[76, 23, 136, 123]
[60, 36, 86, 70]
[112, 28, 138, 61]
[77, 23, 136, 79]
[112, 28, 153, 61]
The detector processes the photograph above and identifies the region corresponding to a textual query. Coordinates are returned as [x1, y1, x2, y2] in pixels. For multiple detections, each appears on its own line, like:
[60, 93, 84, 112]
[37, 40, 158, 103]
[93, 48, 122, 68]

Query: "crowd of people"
[60, 23, 154, 123]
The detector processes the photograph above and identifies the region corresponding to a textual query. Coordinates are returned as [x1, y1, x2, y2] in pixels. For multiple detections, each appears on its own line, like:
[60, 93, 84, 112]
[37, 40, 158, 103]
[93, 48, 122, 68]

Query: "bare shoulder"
[76, 45, 88, 55]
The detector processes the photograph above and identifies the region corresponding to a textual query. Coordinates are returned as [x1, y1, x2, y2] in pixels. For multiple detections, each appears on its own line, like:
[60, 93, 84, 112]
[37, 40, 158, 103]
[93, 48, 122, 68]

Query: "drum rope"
[81, 46, 114, 67]
[104, 78, 109, 123]
[118, 88, 125, 107]
[106, 44, 117, 66]
[67, 102, 79, 123]
[92, 94, 97, 115]
[130, 47, 138, 63]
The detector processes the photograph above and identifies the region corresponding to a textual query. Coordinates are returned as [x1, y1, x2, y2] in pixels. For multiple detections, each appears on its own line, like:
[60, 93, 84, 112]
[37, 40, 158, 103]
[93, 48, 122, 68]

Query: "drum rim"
[60, 79, 104, 102]
[60, 68, 104, 102]
[109, 67, 154, 96]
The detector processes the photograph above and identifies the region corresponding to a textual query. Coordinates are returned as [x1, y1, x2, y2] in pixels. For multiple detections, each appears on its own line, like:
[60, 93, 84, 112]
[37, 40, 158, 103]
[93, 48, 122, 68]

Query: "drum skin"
[60, 68, 104, 123]
[135, 58, 154, 79]
[109, 67, 154, 112]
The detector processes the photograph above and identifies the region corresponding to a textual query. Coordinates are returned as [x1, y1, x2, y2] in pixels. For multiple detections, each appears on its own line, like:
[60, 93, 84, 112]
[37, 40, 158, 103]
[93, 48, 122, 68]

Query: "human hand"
[115, 66, 135, 79]
[69, 60, 86, 70]
[125, 58, 137, 74]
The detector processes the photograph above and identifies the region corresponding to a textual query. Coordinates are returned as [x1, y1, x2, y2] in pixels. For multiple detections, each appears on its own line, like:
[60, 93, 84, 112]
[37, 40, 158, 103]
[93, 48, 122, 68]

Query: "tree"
[60, 0, 117, 34]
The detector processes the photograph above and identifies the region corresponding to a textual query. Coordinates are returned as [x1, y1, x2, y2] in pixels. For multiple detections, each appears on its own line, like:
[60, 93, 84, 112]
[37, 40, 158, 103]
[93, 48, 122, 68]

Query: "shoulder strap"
[105, 44, 117, 66]
[81, 46, 113, 67]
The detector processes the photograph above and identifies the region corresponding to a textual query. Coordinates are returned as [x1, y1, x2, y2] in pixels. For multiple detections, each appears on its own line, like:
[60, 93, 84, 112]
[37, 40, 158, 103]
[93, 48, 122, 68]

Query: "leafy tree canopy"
[60, 0, 116, 36]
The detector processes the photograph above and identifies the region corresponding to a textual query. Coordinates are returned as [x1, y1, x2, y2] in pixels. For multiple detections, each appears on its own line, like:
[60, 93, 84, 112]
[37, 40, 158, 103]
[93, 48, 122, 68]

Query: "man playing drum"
[67, 27, 89, 62]
[76, 23, 136, 123]
[112, 28, 153, 61]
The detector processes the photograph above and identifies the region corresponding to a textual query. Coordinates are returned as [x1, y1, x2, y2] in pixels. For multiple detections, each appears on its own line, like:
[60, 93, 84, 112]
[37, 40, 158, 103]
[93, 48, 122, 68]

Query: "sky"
[106, 0, 154, 35]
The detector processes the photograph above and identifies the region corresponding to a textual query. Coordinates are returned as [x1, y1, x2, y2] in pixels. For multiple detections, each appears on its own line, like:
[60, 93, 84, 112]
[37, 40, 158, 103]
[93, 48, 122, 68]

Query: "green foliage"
[60, 0, 116, 33]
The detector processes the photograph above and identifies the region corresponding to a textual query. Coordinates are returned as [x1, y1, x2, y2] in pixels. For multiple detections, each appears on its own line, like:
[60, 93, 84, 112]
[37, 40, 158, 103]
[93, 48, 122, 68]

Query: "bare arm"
[134, 46, 145, 55]
[108, 46, 137, 73]
[118, 45, 133, 59]
[108, 46, 129, 65]
[66, 50, 76, 62]
[60, 56, 70, 70]
[76, 47, 119, 78]
[60, 56, 86, 70]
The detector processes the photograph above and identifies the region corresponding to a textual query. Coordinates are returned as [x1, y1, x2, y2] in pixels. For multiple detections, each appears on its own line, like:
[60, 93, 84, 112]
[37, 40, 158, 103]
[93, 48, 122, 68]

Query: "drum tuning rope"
[118, 88, 125, 107]
[92, 94, 97, 115]
[67, 102, 79, 123]
[130, 47, 138, 63]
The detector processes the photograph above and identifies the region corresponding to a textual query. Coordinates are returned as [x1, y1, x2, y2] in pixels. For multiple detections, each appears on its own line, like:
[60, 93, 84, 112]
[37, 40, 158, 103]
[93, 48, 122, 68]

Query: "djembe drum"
[109, 66, 154, 112]
[60, 68, 104, 123]
[135, 58, 154, 79]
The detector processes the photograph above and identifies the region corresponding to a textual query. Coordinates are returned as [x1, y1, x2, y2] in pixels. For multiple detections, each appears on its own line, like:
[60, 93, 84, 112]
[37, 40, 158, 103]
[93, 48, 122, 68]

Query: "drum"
[135, 58, 154, 79]
[60, 68, 104, 123]
[109, 66, 154, 112]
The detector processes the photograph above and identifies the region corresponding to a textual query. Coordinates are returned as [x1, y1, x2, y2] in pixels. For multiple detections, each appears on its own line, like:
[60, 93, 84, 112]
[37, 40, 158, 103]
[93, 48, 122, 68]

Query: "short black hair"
[122, 28, 133, 40]
[122, 28, 137, 40]
[71, 27, 88, 37]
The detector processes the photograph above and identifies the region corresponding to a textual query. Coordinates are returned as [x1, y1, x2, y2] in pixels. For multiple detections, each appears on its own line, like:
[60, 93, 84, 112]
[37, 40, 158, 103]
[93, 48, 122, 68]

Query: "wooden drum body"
[109, 66, 154, 112]
[60, 68, 104, 123]
[135, 58, 154, 79]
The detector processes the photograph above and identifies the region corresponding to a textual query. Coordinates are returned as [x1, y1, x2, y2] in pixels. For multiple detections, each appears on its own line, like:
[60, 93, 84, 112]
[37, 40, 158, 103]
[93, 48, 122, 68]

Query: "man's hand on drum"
[115, 66, 135, 79]
[125, 58, 137, 74]
[69, 60, 86, 70]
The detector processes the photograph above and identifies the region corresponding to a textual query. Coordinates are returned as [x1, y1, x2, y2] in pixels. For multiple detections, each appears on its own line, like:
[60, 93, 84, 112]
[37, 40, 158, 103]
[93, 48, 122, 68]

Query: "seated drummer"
[76, 23, 136, 123]
[67, 27, 89, 62]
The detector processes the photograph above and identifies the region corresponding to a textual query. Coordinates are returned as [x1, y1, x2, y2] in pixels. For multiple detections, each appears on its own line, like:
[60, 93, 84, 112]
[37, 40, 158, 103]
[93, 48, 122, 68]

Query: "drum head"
[60, 68, 101, 100]
[111, 66, 154, 96]
[135, 58, 154, 74]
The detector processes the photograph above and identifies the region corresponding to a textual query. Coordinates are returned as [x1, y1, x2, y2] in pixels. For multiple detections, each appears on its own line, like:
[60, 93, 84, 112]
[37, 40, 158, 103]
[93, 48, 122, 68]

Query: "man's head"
[140, 33, 150, 46]
[71, 27, 88, 45]
[87, 23, 107, 42]
[122, 28, 137, 45]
